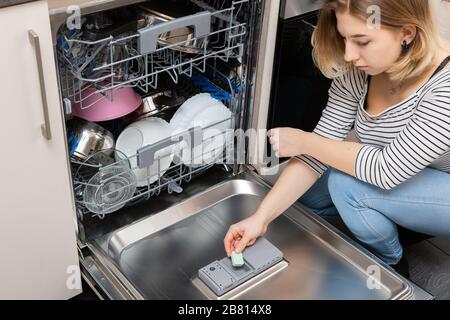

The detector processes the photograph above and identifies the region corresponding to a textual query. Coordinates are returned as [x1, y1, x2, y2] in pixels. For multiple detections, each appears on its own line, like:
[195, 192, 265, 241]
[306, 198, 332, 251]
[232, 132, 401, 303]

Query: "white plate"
[116, 117, 174, 187]
[173, 101, 233, 168]
[170, 93, 220, 130]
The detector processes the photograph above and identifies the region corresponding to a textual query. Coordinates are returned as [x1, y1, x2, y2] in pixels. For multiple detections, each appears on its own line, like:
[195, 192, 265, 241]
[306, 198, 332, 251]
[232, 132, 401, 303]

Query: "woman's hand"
[223, 213, 269, 256]
[267, 128, 309, 158]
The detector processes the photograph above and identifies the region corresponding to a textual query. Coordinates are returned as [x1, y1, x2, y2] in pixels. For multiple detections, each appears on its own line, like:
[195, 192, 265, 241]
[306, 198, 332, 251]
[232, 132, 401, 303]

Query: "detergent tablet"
[231, 251, 244, 267]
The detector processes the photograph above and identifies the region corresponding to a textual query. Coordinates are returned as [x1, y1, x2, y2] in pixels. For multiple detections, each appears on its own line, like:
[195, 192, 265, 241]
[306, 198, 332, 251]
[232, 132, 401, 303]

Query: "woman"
[224, 0, 450, 275]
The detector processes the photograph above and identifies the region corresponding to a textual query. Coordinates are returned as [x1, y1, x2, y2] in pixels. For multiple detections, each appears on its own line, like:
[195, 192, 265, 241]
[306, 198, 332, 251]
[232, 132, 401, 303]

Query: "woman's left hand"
[267, 128, 309, 158]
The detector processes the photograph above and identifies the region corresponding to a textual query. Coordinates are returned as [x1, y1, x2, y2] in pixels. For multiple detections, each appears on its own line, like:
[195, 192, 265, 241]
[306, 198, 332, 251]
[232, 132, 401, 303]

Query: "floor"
[405, 236, 450, 300]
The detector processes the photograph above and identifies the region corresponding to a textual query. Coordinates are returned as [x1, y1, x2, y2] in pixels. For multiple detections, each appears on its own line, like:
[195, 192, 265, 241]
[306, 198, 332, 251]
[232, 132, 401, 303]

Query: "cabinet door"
[0, 1, 81, 299]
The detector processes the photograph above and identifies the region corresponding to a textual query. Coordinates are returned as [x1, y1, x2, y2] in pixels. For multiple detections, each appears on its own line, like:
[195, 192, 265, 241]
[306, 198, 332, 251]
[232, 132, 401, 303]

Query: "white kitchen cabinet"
[0, 1, 81, 299]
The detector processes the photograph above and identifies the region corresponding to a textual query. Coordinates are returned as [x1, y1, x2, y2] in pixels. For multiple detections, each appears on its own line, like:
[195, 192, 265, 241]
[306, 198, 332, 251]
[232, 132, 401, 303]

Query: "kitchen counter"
[0, 0, 36, 8]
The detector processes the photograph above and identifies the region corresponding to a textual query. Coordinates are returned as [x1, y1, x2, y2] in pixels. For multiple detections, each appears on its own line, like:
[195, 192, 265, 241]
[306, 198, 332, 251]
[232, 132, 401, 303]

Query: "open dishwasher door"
[83, 169, 423, 300]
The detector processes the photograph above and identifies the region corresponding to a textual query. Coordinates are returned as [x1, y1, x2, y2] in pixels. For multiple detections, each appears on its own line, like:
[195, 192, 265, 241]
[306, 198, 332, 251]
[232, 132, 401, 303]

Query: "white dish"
[116, 117, 174, 187]
[173, 101, 233, 168]
[170, 93, 220, 130]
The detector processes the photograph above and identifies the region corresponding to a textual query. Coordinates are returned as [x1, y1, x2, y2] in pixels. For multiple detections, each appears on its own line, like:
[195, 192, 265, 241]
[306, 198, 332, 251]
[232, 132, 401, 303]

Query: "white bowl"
[116, 117, 174, 187]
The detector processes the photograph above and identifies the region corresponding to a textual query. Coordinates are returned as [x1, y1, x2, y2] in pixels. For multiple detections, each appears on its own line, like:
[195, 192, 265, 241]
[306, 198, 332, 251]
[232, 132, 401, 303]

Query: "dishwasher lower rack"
[71, 115, 236, 220]
[57, 0, 250, 110]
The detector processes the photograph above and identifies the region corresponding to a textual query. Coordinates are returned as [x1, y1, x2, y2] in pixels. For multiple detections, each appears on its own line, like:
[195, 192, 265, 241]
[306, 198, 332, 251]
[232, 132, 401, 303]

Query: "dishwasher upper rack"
[71, 114, 235, 220]
[57, 0, 249, 111]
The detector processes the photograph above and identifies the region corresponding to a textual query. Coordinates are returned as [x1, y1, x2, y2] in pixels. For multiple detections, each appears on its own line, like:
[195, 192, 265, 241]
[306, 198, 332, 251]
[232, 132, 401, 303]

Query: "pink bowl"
[73, 85, 143, 122]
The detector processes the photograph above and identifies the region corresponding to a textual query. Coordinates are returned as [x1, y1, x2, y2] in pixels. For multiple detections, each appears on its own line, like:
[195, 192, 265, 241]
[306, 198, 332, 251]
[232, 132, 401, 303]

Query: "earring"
[402, 40, 410, 52]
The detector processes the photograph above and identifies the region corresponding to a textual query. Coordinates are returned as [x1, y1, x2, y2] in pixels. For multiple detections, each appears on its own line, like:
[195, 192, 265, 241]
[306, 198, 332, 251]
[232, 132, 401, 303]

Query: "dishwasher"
[47, 0, 426, 300]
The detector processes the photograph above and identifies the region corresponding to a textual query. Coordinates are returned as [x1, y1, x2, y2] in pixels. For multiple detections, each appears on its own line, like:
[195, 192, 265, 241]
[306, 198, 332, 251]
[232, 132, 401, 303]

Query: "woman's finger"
[234, 235, 251, 253]
[224, 229, 238, 256]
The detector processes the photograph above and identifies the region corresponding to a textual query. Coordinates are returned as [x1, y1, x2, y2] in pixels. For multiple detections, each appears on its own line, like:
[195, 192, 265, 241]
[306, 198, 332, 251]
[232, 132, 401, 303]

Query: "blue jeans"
[298, 167, 450, 265]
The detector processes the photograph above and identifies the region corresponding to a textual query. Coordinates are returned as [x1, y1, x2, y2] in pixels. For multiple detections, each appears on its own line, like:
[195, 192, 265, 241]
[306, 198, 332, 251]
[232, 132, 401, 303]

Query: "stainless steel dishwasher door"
[93, 175, 413, 300]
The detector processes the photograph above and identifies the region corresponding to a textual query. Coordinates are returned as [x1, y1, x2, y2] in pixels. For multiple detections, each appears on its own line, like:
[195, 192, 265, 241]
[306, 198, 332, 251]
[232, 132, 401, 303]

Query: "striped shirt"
[296, 61, 450, 190]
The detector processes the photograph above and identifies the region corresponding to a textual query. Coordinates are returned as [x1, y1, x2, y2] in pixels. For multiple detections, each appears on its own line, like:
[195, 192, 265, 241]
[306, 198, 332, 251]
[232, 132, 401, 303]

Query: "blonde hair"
[312, 0, 441, 81]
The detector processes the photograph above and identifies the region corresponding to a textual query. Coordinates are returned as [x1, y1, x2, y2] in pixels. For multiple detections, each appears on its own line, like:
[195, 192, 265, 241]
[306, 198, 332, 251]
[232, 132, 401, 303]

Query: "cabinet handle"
[29, 30, 52, 140]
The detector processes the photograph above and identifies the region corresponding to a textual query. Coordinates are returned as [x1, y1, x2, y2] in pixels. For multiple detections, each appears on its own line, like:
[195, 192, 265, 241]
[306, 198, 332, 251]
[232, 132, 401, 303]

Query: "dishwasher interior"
[51, 0, 421, 300]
